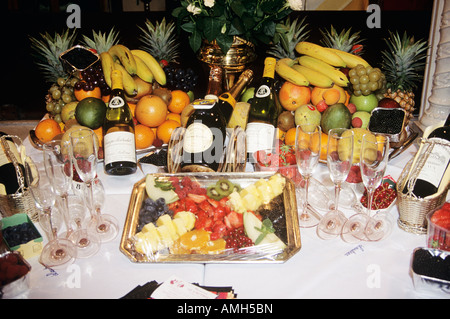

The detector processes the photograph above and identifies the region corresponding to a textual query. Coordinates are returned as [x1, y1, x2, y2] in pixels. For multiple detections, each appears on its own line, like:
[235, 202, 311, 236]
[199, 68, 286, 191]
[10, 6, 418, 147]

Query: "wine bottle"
[245, 57, 280, 158]
[181, 98, 228, 172]
[216, 69, 253, 124]
[403, 113, 450, 198]
[0, 132, 27, 195]
[103, 69, 137, 175]
[204, 65, 224, 101]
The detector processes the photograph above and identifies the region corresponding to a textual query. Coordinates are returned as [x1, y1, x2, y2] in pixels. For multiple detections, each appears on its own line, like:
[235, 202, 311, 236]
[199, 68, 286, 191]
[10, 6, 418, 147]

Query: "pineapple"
[320, 25, 364, 55]
[380, 31, 428, 122]
[82, 27, 120, 53]
[138, 17, 180, 64]
[267, 16, 309, 59]
[29, 29, 77, 83]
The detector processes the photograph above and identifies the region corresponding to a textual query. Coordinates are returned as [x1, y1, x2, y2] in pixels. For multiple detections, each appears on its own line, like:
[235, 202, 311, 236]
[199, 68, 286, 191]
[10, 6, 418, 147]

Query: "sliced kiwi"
[206, 185, 222, 200]
[216, 179, 234, 196]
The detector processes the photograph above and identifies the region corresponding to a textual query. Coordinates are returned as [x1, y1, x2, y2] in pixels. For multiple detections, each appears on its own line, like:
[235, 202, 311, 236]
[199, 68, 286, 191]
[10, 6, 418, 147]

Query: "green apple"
[352, 111, 371, 129]
[240, 87, 255, 102]
[349, 93, 378, 112]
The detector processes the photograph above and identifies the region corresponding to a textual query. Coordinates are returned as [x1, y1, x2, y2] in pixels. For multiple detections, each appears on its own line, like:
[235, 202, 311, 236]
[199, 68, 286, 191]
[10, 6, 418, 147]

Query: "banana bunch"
[100, 44, 167, 96]
[274, 41, 371, 88]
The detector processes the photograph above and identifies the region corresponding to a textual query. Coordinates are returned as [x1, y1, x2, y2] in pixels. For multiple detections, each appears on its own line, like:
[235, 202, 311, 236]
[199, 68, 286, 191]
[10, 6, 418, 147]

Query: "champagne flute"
[317, 128, 353, 239]
[86, 178, 119, 243]
[43, 140, 74, 237]
[24, 161, 77, 268]
[295, 124, 322, 228]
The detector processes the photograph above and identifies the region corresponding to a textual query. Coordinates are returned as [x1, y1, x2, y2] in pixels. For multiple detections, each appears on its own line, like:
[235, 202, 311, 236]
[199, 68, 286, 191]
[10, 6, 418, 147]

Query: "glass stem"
[61, 193, 73, 236]
[367, 189, 374, 216]
[44, 207, 57, 241]
[334, 183, 341, 212]
[86, 181, 97, 220]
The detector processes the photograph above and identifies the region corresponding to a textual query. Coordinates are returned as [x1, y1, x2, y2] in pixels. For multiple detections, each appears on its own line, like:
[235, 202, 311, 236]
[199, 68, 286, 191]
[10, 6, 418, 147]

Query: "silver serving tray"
[120, 172, 301, 263]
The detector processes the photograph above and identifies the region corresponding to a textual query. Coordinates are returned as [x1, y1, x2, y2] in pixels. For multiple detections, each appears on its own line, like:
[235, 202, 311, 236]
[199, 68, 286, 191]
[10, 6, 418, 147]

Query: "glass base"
[88, 214, 119, 243]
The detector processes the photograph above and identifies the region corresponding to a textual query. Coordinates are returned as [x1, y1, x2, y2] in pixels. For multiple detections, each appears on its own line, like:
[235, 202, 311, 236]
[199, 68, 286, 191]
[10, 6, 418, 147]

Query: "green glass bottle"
[103, 69, 137, 175]
[246, 57, 280, 158]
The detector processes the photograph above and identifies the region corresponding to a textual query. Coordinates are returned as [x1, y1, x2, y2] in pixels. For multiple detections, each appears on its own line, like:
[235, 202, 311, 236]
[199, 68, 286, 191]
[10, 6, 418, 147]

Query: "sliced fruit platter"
[120, 172, 301, 263]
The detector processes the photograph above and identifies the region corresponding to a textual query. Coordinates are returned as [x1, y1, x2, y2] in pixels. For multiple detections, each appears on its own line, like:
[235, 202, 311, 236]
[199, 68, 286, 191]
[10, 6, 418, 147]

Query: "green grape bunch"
[348, 64, 386, 97]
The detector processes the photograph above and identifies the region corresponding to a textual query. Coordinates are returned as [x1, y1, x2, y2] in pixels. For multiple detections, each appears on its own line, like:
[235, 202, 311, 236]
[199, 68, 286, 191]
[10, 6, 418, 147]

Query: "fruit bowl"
[426, 202, 450, 252]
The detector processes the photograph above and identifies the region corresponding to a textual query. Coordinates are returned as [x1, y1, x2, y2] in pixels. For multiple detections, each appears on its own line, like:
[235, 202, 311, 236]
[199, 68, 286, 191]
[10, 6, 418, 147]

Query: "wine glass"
[317, 128, 353, 239]
[295, 124, 322, 227]
[86, 178, 119, 243]
[66, 193, 101, 258]
[24, 161, 77, 268]
[360, 134, 390, 215]
[43, 140, 74, 237]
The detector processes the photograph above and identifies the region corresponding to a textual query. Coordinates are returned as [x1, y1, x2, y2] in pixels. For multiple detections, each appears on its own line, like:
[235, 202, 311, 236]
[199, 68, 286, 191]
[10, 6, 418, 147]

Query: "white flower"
[187, 3, 202, 15]
[287, 0, 303, 11]
[204, 0, 215, 8]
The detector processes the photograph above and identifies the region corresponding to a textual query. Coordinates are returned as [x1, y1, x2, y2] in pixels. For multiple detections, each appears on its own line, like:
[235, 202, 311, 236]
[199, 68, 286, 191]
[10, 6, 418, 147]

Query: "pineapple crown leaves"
[381, 31, 428, 91]
[82, 27, 120, 54]
[137, 17, 181, 63]
[320, 25, 364, 55]
[29, 29, 77, 83]
[267, 16, 310, 59]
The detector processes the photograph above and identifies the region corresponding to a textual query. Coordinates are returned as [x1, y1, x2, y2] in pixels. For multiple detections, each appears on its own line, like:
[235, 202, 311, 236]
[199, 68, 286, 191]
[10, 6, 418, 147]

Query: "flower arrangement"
[172, 0, 304, 54]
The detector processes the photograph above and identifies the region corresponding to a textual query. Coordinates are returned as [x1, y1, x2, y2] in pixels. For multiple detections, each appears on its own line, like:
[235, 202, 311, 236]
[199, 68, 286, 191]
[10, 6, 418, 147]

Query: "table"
[7, 135, 450, 299]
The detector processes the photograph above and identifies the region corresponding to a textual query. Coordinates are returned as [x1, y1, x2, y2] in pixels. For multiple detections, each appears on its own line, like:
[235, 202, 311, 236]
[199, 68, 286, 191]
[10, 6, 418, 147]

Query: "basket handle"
[0, 134, 26, 194]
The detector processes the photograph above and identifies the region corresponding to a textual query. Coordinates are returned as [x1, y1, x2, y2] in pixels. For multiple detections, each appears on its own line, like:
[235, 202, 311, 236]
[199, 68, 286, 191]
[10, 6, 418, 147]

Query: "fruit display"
[427, 202, 450, 252]
[131, 174, 288, 256]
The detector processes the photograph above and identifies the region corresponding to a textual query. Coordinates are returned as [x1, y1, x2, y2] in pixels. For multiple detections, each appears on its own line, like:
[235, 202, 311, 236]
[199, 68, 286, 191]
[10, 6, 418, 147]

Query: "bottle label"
[104, 131, 136, 165]
[255, 85, 271, 98]
[183, 122, 214, 154]
[245, 122, 275, 157]
[417, 138, 450, 188]
[109, 96, 125, 108]
[193, 99, 216, 109]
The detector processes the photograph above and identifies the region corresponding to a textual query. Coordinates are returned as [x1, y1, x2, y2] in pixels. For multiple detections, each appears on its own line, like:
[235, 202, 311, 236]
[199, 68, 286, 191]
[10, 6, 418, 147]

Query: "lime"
[75, 97, 106, 130]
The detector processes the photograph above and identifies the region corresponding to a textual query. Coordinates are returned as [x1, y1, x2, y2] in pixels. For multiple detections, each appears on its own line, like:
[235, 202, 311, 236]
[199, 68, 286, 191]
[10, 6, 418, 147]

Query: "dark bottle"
[0, 132, 27, 195]
[216, 69, 253, 124]
[245, 57, 280, 157]
[181, 98, 227, 172]
[103, 69, 137, 175]
[404, 113, 450, 198]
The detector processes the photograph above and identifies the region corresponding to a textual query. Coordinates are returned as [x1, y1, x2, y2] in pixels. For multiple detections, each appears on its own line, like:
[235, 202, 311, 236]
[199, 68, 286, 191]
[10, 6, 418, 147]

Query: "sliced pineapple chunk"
[174, 211, 196, 231]
[268, 174, 286, 196]
[156, 214, 178, 240]
[227, 191, 246, 213]
[172, 218, 188, 236]
[156, 224, 174, 247]
[255, 179, 274, 204]
[134, 231, 162, 254]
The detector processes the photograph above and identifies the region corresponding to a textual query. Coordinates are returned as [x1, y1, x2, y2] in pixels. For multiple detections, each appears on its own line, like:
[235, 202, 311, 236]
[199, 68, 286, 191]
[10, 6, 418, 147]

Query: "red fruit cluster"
[169, 176, 206, 199]
[0, 253, 29, 286]
[428, 202, 450, 251]
[361, 182, 397, 210]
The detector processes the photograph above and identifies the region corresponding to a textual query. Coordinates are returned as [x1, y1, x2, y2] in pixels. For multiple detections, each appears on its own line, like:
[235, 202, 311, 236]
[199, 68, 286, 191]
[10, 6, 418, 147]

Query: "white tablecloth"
[8, 137, 449, 299]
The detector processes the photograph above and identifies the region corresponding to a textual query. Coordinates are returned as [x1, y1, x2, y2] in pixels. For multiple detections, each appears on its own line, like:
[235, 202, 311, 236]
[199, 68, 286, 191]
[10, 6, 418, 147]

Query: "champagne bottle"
[181, 98, 228, 173]
[0, 132, 27, 195]
[204, 65, 224, 101]
[403, 113, 450, 198]
[245, 57, 280, 158]
[103, 70, 137, 175]
[216, 69, 253, 124]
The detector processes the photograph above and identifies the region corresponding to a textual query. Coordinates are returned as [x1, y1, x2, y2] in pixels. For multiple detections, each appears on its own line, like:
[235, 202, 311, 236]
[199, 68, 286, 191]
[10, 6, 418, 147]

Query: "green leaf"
[181, 21, 195, 33]
[202, 17, 222, 42]
[189, 30, 202, 52]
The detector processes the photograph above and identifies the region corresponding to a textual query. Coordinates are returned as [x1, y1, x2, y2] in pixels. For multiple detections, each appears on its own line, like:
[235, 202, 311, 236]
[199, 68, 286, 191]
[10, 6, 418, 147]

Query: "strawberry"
[255, 150, 271, 167]
[431, 203, 450, 231]
[278, 143, 296, 165]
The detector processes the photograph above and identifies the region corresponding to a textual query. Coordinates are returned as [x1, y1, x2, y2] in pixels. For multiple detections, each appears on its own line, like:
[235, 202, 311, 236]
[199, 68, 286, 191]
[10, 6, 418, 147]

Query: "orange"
[284, 127, 297, 146]
[311, 85, 346, 106]
[35, 118, 62, 143]
[93, 127, 103, 147]
[134, 124, 155, 149]
[101, 95, 110, 103]
[322, 88, 340, 105]
[168, 90, 191, 114]
[197, 238, 227, 254]
[135, 95, 167, 127]
[278, 82, 311, 111]
[128, 103, 136, 117]
[179, 229, 210, 251]
[74, 84, 102, 101]
[156, 119, 181, 144]
[319, 132, 328, 161]
[166, 112, 181, 124]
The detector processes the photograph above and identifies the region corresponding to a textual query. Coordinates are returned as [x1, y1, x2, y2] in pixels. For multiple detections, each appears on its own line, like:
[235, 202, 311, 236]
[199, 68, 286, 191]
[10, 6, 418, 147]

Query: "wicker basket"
[396, 139, 450, 234]
[0, 135, 40, 222]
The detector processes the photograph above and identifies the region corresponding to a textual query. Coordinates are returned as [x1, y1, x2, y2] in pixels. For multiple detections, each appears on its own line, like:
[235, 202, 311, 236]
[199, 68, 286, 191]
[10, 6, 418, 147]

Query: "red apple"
[378, 98, 400, 109]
